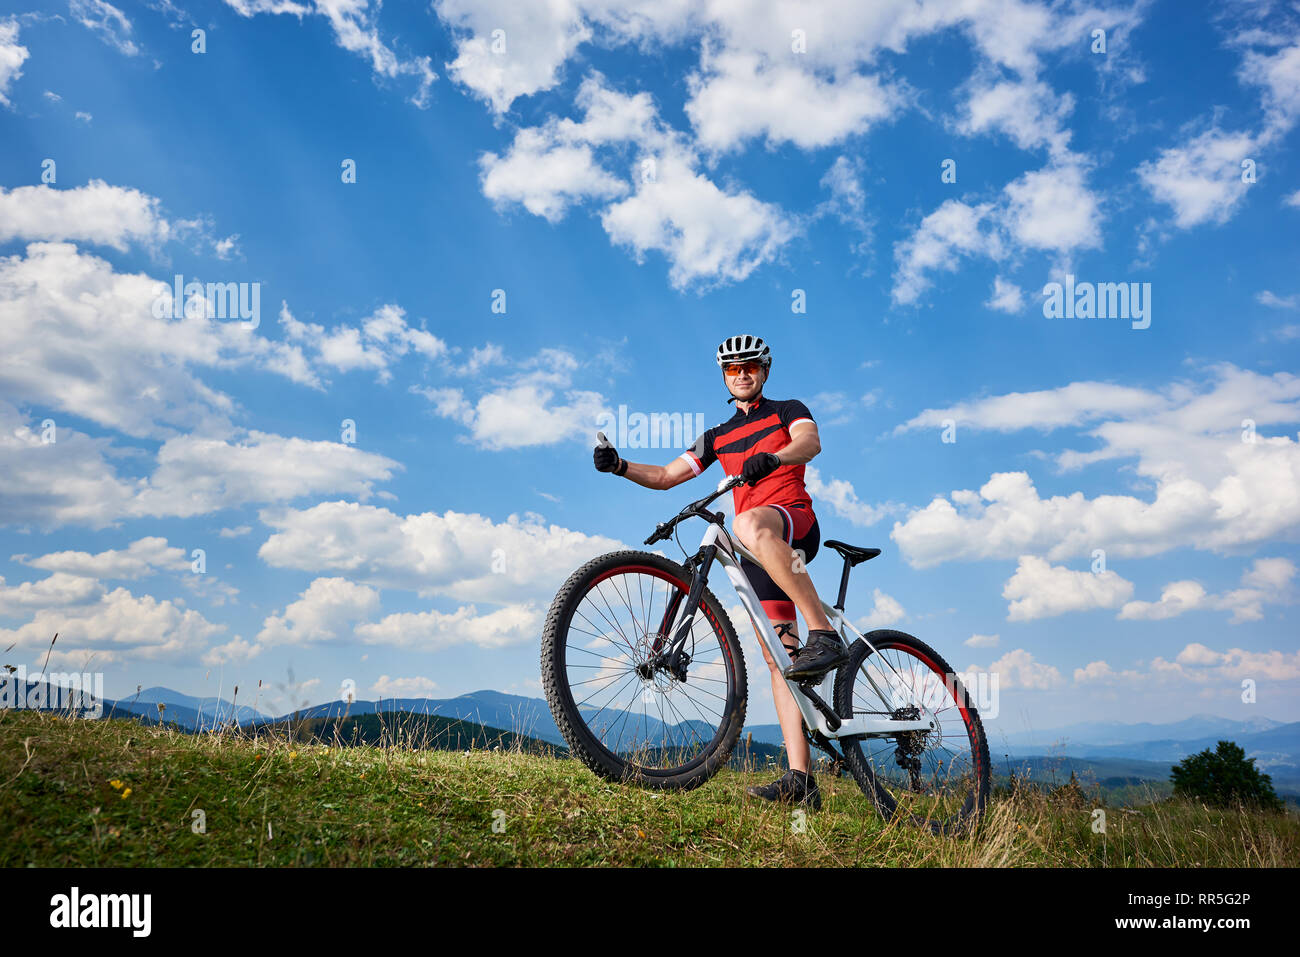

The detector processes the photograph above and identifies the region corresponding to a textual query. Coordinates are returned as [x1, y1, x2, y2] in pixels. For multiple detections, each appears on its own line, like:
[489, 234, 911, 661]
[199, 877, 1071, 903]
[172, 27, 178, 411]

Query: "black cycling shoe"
[745, 769, 822, 811]
[783, 630, 848, 681]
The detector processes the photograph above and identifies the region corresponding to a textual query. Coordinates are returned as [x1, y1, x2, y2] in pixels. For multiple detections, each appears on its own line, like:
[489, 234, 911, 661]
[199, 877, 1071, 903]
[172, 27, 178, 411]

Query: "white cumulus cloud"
[891, 365, 1300, 567]
[0, 18, 30, 107]
[1002, 555, 1134, 621]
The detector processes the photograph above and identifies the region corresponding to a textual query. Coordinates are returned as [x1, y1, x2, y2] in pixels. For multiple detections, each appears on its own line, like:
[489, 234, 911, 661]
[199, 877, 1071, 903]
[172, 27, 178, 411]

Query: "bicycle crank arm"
[797, 680, 841, 732]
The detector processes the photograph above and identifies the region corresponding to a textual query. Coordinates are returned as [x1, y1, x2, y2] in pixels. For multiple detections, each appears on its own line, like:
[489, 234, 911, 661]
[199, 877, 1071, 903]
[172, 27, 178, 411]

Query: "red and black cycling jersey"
[678, 396, 816, 514]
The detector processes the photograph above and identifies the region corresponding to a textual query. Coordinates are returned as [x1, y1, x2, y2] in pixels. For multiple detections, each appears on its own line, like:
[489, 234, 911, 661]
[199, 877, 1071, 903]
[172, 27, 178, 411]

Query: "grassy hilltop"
[2, 709, 1296, 867]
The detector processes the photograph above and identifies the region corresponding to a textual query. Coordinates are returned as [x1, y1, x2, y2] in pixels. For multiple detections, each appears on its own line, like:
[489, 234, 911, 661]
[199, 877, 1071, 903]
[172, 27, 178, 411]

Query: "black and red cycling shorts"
[738, 502, 820, 623]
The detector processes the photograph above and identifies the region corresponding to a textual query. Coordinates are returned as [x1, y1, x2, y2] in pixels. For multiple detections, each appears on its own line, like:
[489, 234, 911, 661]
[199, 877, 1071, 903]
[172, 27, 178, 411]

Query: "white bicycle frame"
[670, 489, 937, 741]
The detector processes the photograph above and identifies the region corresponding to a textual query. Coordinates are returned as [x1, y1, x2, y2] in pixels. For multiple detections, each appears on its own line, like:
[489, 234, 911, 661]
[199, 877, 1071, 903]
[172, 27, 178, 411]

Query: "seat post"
[834, 558, 852, 611]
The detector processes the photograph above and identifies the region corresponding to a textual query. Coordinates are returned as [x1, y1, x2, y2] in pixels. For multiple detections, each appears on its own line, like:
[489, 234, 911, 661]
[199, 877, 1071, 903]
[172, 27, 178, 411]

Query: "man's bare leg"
[733, 504, 830, 774]
[758, 621, 810, 773]
[733, 508, 832, 632]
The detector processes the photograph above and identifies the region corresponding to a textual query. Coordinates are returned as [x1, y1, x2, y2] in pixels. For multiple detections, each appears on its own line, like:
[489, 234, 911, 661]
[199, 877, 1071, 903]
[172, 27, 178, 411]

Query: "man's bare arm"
[774, 421, 822, 465]
[621, 455, 697, 491]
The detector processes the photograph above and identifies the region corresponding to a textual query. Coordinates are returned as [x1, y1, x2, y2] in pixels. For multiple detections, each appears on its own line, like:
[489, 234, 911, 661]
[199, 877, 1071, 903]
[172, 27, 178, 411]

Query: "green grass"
[246, 710, 569, 757]
[3, 709, 1297, 867]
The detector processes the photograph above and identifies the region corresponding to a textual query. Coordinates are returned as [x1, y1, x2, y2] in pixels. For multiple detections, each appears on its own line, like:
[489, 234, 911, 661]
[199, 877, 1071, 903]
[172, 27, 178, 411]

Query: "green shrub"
[1170, 741, 1284, 812]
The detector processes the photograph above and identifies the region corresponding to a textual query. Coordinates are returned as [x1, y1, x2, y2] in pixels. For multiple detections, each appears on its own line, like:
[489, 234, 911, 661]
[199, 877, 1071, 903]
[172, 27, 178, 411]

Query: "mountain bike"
[541, 474, 991, 834]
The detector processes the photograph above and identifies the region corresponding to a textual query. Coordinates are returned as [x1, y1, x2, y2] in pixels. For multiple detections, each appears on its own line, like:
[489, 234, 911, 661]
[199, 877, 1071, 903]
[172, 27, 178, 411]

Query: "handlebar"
[643, 475, 745, 545]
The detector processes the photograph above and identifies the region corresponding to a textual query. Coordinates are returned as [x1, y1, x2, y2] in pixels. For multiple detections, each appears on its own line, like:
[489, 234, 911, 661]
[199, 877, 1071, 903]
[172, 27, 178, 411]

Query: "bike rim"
[847, 641, 985, 828]
[559, 564, 737, 776]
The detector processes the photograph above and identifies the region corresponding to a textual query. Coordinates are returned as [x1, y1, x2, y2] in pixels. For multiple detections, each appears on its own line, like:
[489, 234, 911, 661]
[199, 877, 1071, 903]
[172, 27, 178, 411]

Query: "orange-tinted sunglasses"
[723, 361, 763, 376]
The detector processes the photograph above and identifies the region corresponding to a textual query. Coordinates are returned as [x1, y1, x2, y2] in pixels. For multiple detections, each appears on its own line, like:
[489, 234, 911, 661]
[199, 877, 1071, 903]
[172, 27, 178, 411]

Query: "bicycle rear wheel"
[541, 550, 747, 790]
[833, 630, 990, 834]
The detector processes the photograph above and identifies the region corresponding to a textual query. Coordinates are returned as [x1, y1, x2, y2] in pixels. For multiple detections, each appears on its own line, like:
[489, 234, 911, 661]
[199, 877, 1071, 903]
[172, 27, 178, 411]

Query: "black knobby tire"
[833, 630, 991, 834]
[541, 550, 748, 791]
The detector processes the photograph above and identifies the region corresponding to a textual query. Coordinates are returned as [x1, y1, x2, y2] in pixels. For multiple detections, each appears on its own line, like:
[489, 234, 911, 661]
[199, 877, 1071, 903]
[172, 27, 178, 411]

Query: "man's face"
[724, 362, 767, 401]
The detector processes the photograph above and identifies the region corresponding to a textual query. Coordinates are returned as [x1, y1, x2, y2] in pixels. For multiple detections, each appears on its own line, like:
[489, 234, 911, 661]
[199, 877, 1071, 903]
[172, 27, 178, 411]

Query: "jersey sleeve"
[678, 426, 717, 476]
[780, 399, 816, 431]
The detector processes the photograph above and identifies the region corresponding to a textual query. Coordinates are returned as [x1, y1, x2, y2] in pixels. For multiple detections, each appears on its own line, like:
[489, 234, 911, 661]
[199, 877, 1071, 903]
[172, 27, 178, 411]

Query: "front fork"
[644, 545, 717, 681]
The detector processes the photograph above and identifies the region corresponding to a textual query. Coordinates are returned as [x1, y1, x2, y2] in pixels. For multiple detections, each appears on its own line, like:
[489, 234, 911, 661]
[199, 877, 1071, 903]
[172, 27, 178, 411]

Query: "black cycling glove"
[594, 443, 627, 476]
[741, 451, 781, 486]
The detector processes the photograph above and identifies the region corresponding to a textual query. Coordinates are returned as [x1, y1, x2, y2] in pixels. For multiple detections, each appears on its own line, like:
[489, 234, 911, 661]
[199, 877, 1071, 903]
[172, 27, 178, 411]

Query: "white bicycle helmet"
[715, 334, 771, 369]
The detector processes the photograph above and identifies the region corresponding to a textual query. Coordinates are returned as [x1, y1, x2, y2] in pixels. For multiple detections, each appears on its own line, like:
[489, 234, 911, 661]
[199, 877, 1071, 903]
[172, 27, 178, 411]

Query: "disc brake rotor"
[632, 632, 688, 691]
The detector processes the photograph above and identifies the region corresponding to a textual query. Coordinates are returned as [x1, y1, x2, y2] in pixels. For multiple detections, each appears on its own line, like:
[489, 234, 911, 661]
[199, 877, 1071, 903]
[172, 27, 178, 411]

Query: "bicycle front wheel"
[833, 630, 990, 834]
[541, 550, 747, 790]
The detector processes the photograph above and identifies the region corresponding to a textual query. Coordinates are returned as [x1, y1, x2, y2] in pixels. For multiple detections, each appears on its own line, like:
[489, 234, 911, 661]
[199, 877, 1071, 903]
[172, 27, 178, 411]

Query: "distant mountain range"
[4, 679, 269, 730]
[108, 686, 268, 728]
[988, 713, 1287, 750]
[993, 714, 1300, 784]
[253, 688, 564, 741]
[10, 679, 1299, 792]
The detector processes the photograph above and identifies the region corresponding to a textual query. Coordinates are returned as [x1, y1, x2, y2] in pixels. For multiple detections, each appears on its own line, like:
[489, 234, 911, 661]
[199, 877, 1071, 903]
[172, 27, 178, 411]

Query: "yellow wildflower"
[109, 779, 123, 790]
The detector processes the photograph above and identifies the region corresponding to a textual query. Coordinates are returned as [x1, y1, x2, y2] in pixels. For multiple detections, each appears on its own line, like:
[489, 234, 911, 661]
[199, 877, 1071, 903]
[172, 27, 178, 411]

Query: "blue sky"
[0, 0, 1297, 739]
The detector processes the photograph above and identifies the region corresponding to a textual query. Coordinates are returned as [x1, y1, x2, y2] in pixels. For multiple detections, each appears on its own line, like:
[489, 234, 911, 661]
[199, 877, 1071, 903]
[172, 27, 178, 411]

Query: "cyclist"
[592, 334, 845, 810]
